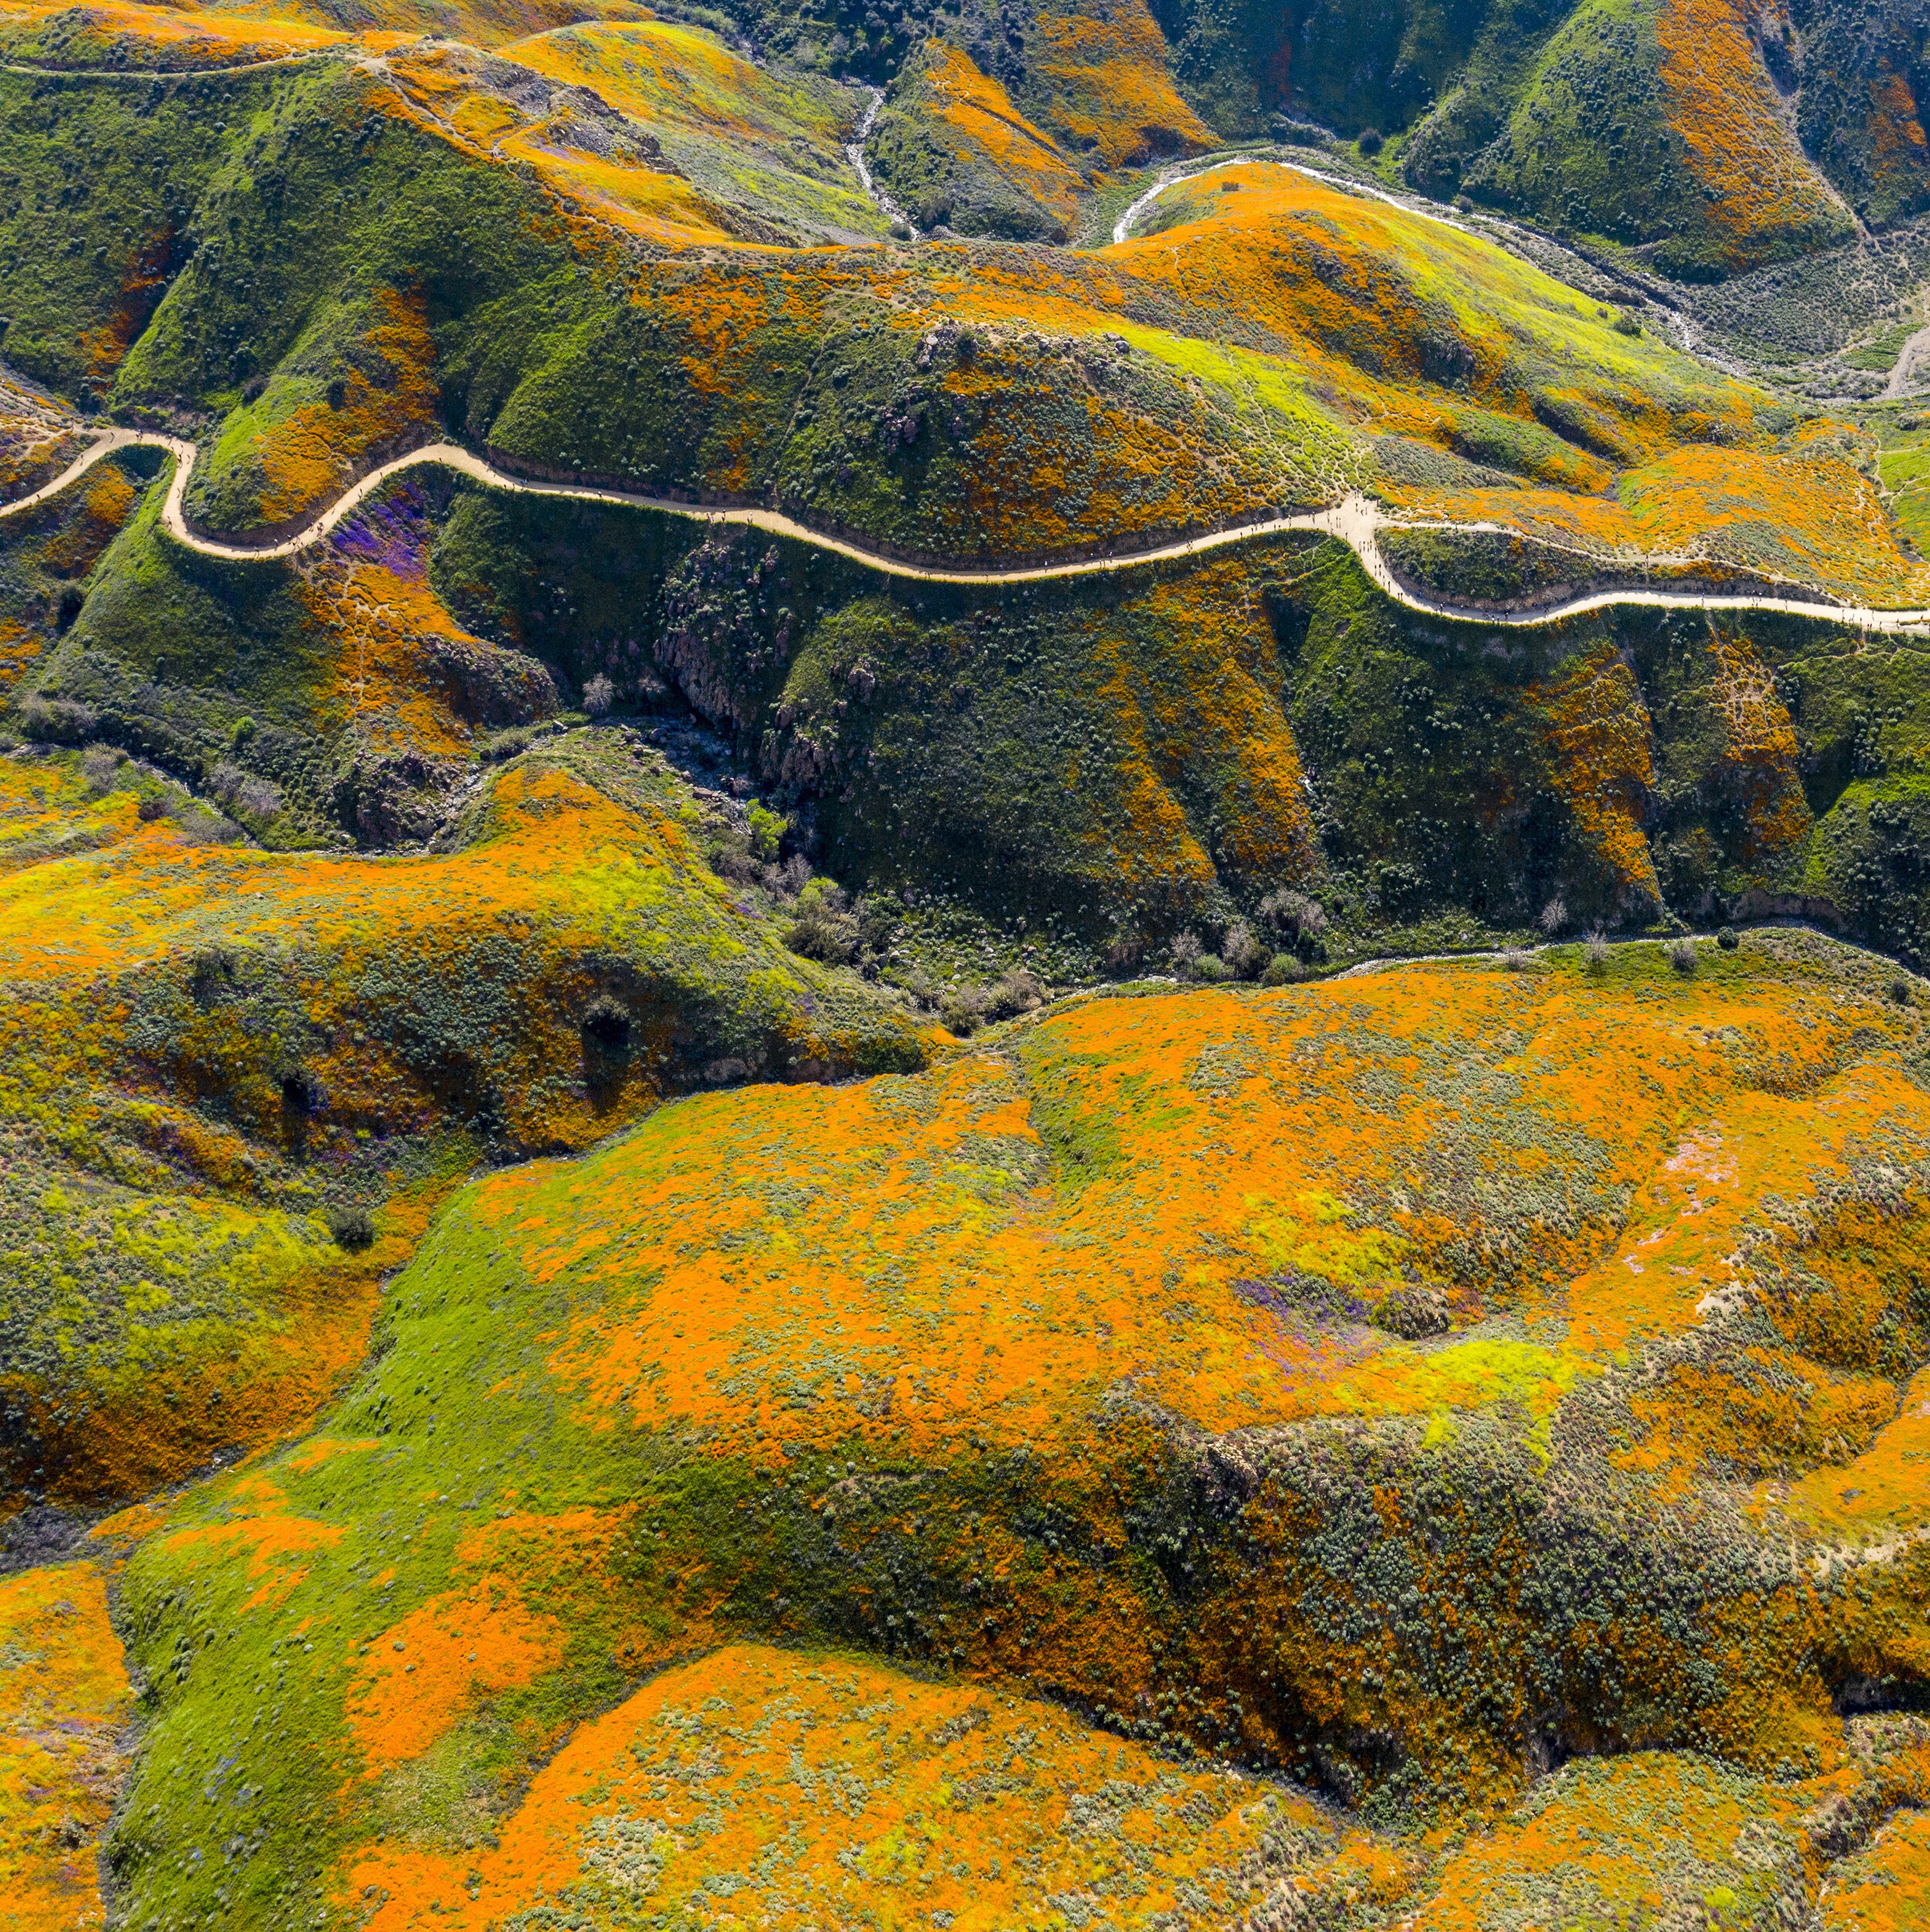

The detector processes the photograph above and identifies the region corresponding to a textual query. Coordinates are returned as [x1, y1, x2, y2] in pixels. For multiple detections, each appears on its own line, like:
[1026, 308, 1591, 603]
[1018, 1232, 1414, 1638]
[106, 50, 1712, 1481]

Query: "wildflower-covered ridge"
[20, 0, 1915, 305]
[338, 1642, 1418, 1929]
[330, 1652, 1930, 1931]
[1167, 0, 1928, 282]
[5, 12, 1926, 606]
[50, 937, 1925, 1928]
[455, 937, 1930, 1463]
[9, 1591, 1930, 1929]
[19, 441, 1930, 979]
[0, 727, 925, 1511]
[0, 0, 657, 68]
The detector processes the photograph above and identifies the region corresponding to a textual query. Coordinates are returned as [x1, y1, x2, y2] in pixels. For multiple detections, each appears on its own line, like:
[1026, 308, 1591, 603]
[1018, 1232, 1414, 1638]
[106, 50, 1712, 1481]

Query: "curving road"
[7, 427, 1930, 633]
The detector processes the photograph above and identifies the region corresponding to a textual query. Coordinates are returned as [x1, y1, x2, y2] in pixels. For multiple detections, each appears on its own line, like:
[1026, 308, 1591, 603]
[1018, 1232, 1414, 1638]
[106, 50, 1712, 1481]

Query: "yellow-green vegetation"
[8, 4, 1930, 1924]
[42, 935, 1928, 1927]
[0, 726, 924, 1510]
[495, 20, 887, 244]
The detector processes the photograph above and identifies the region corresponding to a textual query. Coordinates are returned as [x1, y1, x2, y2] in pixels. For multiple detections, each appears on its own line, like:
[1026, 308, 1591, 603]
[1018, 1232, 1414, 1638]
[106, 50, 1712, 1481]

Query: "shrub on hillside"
[324, 1204, 375, 1250]
[81, 743, 125, 792]
[710, 842, 762, 885]
[985, 968, 1045, 1020]
[787, 880, 859, 964]
[1668, 938, 1698, 974]
[747, 804, 787, 864]
[22, 694, 97, 744]
[481, 727, 533, 763]
[1221, 920, 1266, 979]
[1259, 890, 1327, 943]
[941, 982, 988, 1035]
[208, 761, 284, 821]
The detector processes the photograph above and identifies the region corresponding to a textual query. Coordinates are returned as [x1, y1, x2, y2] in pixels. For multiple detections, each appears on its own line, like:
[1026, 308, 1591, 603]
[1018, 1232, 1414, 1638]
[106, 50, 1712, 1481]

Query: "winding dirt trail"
[9, 428, 1930, 632]
[1112, 148, 1480, 249]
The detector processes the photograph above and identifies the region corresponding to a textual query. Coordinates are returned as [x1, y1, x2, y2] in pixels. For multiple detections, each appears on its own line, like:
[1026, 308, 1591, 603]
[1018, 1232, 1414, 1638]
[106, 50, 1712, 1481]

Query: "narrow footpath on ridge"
[8, 427, 1930, 634]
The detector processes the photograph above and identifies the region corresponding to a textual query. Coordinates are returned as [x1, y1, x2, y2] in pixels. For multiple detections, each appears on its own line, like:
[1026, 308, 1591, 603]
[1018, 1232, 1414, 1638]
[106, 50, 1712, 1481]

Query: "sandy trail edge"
[8, 429, 1930, 632]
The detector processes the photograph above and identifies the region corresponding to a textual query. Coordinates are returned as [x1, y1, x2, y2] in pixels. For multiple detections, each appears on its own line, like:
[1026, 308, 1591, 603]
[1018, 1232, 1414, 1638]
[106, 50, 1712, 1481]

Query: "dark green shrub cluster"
[323, 1202, 375, 1249]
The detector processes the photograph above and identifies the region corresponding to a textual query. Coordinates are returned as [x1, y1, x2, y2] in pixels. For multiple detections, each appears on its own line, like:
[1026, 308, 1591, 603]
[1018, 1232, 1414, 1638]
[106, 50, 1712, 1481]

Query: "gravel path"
[8, 429, 1930, 632]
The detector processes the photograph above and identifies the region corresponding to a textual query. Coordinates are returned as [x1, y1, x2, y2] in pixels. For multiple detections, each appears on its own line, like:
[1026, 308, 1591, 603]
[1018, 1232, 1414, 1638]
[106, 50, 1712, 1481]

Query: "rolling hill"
[5, 1, 1930, 1927]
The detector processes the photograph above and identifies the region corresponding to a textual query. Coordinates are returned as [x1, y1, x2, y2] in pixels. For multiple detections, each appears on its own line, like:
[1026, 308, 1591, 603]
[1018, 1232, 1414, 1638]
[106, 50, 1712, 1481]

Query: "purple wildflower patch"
[330, 480, 432, 578]
[1233, 1273, 1374, 1328]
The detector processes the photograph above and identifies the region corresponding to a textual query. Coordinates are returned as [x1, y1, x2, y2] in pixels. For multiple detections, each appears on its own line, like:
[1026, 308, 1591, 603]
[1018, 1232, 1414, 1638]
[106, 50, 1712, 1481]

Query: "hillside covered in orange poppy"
[7, 0, 1930, 1926]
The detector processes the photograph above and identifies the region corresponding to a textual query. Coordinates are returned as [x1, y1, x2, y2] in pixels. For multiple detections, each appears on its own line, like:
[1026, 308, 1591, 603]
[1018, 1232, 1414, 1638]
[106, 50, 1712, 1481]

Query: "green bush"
[748, 803, 788, 864]
[323, 1204, 374, 1250]
[787, 879, 859, 964]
